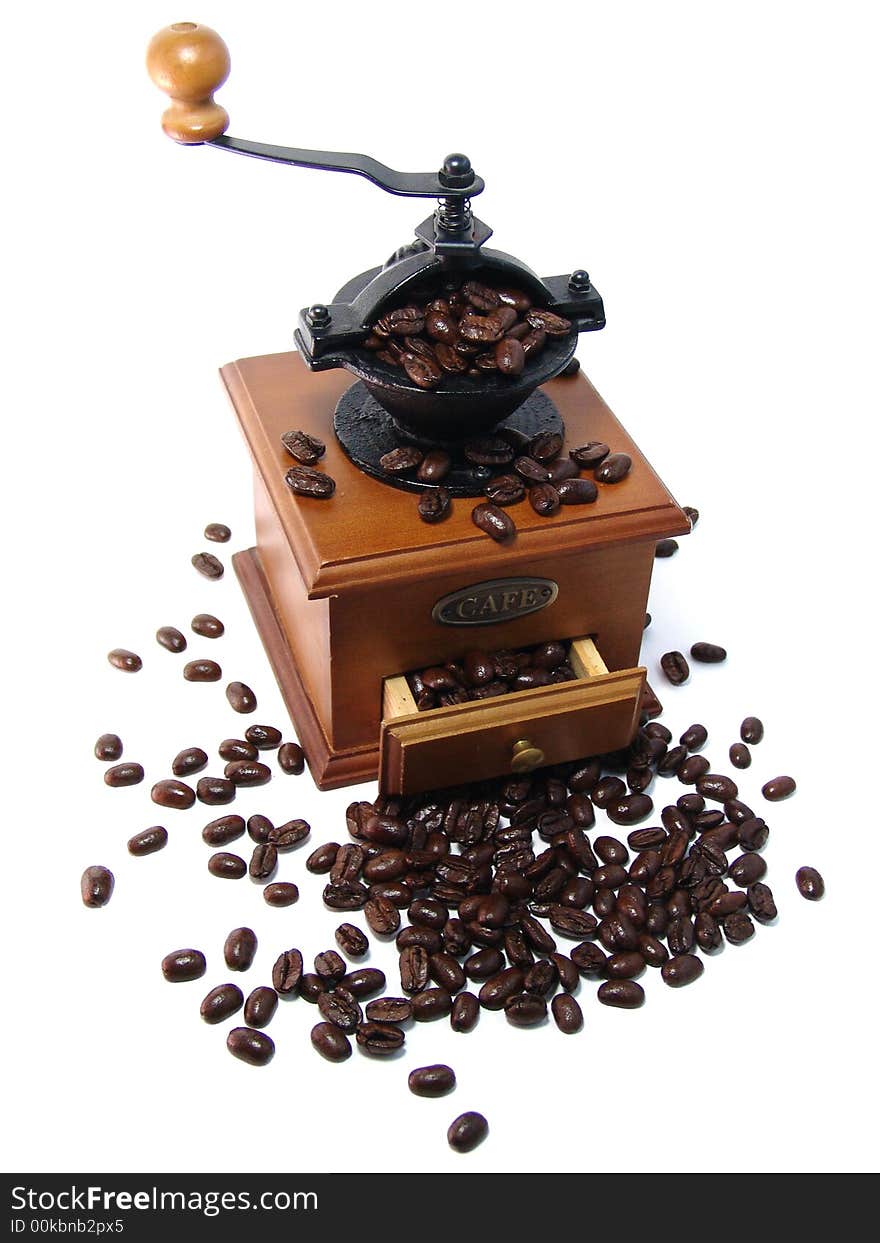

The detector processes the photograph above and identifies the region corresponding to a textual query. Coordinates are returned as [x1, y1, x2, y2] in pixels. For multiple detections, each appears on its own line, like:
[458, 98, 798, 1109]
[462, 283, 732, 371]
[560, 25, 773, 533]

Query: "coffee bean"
[451, 992, 480, 1032]
[570, 441, 610, 468]
[495, 337, 525, 375]
[192, 552, 224, 579]
[472, 502, 515, 542]
[224, 927, 257, 972]
[796, 866, 824, 900]
[263, 882, 299, 907]
[529, 431, 564, 463]
[81, 865, 114, 908]
[557, 477, 598, 505]
[107, 648, 142, 672]
[307, 842, 340, 874]
[202, 814, 245, 846]
[268, 819, 310, 852]
[311, 1022, 352, 1062]
[300, 974, 325, 1003]
[285, 465, 336, 498]
[690, 642, 727, 663]
[318, 987, 361, 1032]
[729, 853, 767, 886]
[526, 308, 571, 335]
[504, 993, 547, 1026]
[748, 882, 778, 922]
[204, 522, 231, 543]
[227, 1027, 274, 1066]
[380, 445, 424, 475]
[278, 742, 305, 774]
[661, 954, 704, 987]
[448, 1111, 488, 1153]
[281, 429, 326, 465]
[607, 794, 654, 826]
[355, 1021, 405, 1055]
[225, 760, 272, 787]
[341, 968, 386, 998]
[104, 762, 144, 788]
[219, 738, 258, 762]
[313, 950, 346, 983]
[655, 539, 679, 558]
[364, 896, 400, 936]
[762, 775, 796, 801]
[412, 987, 453, 1021]
[478, 968, 524, 1010]
[418, 487, 452, 524]
[464, 437, 515, 467]
[740, 716, 764, 744]
[161, 949, 206, 982]
[595, 453, 632, 483]
[696, 773, 739, 802]
[240, 725, 279, 752]
[226, 681, 257, 714]
[272, 949, 303, 994]
[571, 943, 607, 978]
[723, 911, 755, 944]
[172, 747, 208, 777]
[483, 474, 525, 505]
[208, 852, 246, 879]
[550, 992, 583, 1034]
[409, 1064, 456, 1097]
[156, 626, 187, 653]
[184, 659, 222, 683]
[366, 997, 412, 1023]
[192, 613, 224, 638]
[660, 651, 690, 685]
[323, 881, 368, 911]
[416, 449, 452, 484]
[151, 778, 195, 809]
[127, 826, 168, 856]
[200, 983, 244, 1023]
[94, 733, 123, 761]
[729, 743, 751, 769]
[597, 980, 645, 1008]
[248, 843, 277, 881]
[196, 776, 235, 805]
[683, 505, 699, 527]
[249, 815, 276, 845]
[529, 482, 560, 516]
[680, 723, 708, 750]
[737, 817, 770, 852]
[547, 457, 580, 485]
[513, 455, 551, 483]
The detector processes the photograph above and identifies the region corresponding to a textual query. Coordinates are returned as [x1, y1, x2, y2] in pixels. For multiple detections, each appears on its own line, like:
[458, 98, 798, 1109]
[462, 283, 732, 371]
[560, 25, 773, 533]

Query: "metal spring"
[436, 196, 472, 235]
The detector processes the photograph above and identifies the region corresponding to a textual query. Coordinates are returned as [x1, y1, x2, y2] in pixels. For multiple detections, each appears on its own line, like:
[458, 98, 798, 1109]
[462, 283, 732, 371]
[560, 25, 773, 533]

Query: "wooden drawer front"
[380, 639, 645, 795]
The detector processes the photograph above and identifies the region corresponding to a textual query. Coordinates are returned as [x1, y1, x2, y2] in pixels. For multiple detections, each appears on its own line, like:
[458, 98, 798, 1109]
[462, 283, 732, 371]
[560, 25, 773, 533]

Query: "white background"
[2, 0, 878, 1175]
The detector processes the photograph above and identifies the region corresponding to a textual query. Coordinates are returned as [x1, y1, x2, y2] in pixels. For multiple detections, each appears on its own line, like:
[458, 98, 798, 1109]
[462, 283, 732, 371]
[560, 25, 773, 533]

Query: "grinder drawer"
[379, 637, 645, 795]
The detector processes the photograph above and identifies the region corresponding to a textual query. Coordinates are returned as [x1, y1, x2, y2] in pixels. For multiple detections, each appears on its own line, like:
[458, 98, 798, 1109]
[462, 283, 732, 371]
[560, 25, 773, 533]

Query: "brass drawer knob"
[511, 739, 545, 773]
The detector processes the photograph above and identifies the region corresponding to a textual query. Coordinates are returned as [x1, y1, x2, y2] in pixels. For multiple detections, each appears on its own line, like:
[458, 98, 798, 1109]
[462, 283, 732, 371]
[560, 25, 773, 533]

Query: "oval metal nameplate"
[432, 578, 559, 626]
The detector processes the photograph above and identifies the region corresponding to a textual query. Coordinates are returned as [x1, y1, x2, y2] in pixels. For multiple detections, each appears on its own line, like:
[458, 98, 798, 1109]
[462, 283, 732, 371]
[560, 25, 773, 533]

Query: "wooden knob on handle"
[146, 22, 230, 143]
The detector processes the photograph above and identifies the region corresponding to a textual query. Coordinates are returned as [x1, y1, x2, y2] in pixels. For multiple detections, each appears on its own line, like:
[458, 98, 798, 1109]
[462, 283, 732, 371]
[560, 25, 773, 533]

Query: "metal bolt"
[307, 304, 331, 329]
[439, 152, 474, 188]
[568, 270, 591, 293]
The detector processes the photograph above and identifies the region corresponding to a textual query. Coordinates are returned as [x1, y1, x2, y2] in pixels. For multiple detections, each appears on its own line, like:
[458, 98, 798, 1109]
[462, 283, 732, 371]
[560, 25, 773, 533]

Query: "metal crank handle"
[146, 23, 483, 200]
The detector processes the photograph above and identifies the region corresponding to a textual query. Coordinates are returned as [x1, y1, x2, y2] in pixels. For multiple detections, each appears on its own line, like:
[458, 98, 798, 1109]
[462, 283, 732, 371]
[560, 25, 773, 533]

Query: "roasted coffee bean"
[696, 773, 739, 803]
[249, 843, 278, 881]
[597, 980, 645, 1008]
[204, 522, 231, 542]
[105, 762, 144, 788]
[695, 911, 722, 951]
[197, 776, 235, 805]
[94, 733, 123, 761]
[277, 742, 305, 775]
[192, 552, 224, 579]
[323, 881, 368, 911]
[547, 457, 580, 485]
[380, 445, 424, 474]
[429, 952, 466, 993]
[200, 983, 244, 1024]
[434, 342, 469, 373]
[307, 842, 339, 874]
[763, 775, 796, 801]
[416, 448, 452, 484]
[683, 505, 700, 527]
[464, 948, 504, 981]
[244, 986, 278, 1029]
[184, 659, 222, 683]
[418, 487, 452, 524]
[281, 429, 326, 465]
[318, 987, 362, 1033]
[413, 986, 453, 1022]
[81, 865, 114, 908]
[312, 950, 345, 984]
[263, 882, 299, 907]
[570, 441, 610, 469]
[529, 482, 561, 516]
[607, 794, 653, 826]
[735, 818, 769, 852]
[638, 934, 669, 967]
[627, 827, 667, 851]
[690, 642, 727, 663]
[156, 626, 187, 653]
[679, 755, 710, 785]
[741, 716, 764, 744]
[605, 951, 645, 979]
[451, 992, 480, 1032]
[246, 814, 274, 843]
[107, 647, 142, 672]
[464, 437, 515, 467]
[523, 959, 559, 996]
[495, 337, 525, 375]
[655, 539, 679, 558]
[661, 954, 704, 988]
[399, 945, 430, 994]
[365, 897, 401, 936]
[723, 911, 755, 944]
[525, 308, 571, 335]
[226, 760, 272, 787]
[208, 851, 246, 880]
[271, 948, 303, 995]
[227, 1027, 274, 1066]
[127, 825, 168, 856]
[355, 1021, 405, 1055]
[595, 453, 632, 483]
[529, 431, 564, 463]
[726, 798, 756, 825]
[729, 853, 767, 886]
[657, 745, 687, 776]
[192, 613, 224, 638]
[748, 882, 778, 922]
[409, 1064, 457, 1097]
[660, 651, 690, 685]
[513, 455, 551, 483]
[268, 820, 310, 852]
[571, 943, 608, 978]
[299, 974, 325, 1003]
[680, 723, 708, 751]
[729, 743, 751, 769]
[548, 906, 599, 939]
[478, 967, 525, 1010]
[592, 775, 626, 808]
[483, 473, 525, 505]
[162, 949, 206, 982]
[219, 738, 259, 762]
[376, 305, 425, 336]
[311, 1022, 352, 1062]
[151, 778, 195, 809]
[334, 923, 369, 959]
[226, 681, 257, 714]
[551, 992, 583, 1034]
[172, 746, 208, 777]
[285, 465, 336, 497]
[796, 866, 824, 900]
[242, 724, 281, 750]
[557, 477, 598, 505]
[225, 927, 257, 972]
[448, 1112, 488, 1153]
[471, 502, 515, 542]
[341, 969, 386, 998]
[504, 992, 547, 1026]
[366, 997, 412, 1023]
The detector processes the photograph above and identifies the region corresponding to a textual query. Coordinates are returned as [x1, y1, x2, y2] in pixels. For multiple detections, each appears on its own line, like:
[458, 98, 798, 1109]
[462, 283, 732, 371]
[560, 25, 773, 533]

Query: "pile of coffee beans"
[407, 640, 575, 711]
[363, 280, 572, 389]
